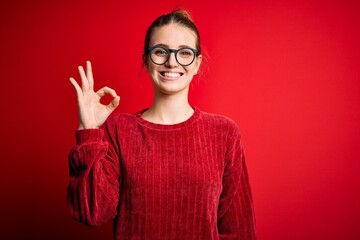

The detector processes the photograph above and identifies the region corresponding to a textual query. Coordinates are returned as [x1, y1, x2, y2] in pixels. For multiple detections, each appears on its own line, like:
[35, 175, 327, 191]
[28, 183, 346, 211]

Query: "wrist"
[78, 123, 99, 130]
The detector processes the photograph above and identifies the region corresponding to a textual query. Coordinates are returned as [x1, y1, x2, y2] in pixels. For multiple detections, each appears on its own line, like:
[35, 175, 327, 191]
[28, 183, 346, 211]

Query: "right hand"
[69, 61, 120, 130]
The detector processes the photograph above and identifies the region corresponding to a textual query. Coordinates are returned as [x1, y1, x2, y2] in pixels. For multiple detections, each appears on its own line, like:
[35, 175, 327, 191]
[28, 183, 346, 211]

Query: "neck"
[142, 91, 194, 124]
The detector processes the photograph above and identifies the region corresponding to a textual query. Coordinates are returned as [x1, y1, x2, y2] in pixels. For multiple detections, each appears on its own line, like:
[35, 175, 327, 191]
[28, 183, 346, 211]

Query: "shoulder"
[197, 108, 244, 151]
[102, 111, 140, 130]
[198, 108, 240, 133]
[105, 112, 134, 123]
[108, 111, 137, 122]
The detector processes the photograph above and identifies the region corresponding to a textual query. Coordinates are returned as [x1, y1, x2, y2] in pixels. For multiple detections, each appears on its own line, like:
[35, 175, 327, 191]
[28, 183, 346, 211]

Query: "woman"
[67, 9, 257, 240]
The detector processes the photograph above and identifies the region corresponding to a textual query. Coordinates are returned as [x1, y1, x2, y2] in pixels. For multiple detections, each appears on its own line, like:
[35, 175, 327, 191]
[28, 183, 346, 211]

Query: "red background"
[1, 0, 359, 239]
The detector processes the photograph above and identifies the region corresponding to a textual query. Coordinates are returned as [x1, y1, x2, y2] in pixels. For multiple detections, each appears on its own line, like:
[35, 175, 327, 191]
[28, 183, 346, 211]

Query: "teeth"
[163, 72, 181, 78]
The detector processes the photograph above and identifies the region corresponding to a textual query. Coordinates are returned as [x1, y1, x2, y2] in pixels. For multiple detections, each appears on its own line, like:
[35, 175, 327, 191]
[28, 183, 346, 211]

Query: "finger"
[96, 86, 117, 98]
[78, 65, 89, 91]
[106, 95, 120, 112]
[69, 77, 83, 97]
[86, 61, 94, 90]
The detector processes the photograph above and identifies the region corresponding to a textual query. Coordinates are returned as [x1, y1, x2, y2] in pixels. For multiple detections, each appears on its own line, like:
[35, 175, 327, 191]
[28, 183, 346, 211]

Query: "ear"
[193, 54, 203, 75]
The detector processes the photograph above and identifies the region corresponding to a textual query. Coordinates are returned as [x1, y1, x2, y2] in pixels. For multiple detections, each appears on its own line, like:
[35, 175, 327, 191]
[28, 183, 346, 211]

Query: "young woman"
[67, 9, 256, 240]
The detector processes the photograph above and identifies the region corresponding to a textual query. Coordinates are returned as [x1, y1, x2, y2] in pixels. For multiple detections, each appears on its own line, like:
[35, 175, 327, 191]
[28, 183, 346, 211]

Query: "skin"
[142, 22, 202, 124]
[70, 22, 202, 128]
[69, 61, 120, 129]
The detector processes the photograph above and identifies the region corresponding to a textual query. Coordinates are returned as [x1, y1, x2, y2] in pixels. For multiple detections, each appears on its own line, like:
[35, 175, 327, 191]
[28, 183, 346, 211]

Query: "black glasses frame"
[146, 45, 199, 66]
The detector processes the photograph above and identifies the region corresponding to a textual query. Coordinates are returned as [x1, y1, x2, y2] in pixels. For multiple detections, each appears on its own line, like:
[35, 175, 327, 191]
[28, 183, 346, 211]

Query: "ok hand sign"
[69, 61, 120, 130]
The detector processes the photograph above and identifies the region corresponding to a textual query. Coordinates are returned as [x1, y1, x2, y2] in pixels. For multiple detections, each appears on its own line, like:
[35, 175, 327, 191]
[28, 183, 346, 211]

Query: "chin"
[155, 83, 190, 96]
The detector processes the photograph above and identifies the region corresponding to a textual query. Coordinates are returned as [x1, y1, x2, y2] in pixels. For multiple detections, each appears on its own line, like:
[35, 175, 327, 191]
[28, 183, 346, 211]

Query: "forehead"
[149, 23, 197, 48]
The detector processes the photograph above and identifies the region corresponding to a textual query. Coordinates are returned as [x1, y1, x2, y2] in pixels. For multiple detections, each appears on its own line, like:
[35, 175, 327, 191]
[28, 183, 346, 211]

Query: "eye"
[153, 48, 168, 56]
[178, 49, 194, 57]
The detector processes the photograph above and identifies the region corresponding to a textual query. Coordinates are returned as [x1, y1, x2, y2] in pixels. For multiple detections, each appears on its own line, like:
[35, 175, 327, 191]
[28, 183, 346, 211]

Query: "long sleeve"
[66, 123, 121, 227]
[66, 109, 256, 239]
[217, 124, 257, 239]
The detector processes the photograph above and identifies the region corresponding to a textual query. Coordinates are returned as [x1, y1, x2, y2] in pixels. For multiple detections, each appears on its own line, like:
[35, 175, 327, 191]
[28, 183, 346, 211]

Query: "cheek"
[148, 64, 157, 74]
[145, 61, 155, 73]
[147, 66, 160, 81]
[185, 66, 197, 75]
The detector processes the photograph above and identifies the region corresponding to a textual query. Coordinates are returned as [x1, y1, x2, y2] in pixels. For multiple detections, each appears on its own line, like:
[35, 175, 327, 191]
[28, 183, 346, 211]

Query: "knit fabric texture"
[67, 107, 256, 239]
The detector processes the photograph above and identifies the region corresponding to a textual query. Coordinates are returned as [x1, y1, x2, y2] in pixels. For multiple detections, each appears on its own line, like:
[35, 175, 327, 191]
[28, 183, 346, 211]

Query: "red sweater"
[67, 107, 256, 239]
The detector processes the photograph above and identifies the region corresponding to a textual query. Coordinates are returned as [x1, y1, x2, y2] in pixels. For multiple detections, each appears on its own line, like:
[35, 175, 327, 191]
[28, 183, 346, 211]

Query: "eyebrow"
[154, 43, 194, 49]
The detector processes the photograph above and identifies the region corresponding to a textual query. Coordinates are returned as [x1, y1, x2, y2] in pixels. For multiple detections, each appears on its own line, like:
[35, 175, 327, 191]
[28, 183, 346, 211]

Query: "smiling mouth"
[160, 72, 183, 78]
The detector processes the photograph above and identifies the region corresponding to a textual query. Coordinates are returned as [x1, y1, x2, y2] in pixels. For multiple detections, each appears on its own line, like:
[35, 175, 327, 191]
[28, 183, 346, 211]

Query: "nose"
[165, 52, 178, 67]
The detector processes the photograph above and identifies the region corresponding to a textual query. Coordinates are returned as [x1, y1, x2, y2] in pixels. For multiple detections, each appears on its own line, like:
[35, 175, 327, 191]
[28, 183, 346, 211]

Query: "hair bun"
[171, 8, 194, 22]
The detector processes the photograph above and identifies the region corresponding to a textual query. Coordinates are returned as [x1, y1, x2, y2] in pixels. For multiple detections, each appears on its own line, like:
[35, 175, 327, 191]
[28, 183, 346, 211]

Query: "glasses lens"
[176, 48, 195, 66]
[150, 47, 168, 65]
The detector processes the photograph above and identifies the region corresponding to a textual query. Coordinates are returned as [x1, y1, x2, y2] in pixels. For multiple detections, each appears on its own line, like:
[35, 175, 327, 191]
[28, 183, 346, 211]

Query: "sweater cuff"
[75, 129, 105, 145]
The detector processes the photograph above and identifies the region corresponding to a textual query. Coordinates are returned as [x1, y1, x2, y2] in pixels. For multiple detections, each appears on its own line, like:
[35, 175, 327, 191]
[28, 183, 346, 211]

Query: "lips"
[160, 71, 183, 78]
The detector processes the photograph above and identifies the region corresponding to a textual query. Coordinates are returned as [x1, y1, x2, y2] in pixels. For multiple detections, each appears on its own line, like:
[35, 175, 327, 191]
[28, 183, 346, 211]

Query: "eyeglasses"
[146, 45, 199, 66]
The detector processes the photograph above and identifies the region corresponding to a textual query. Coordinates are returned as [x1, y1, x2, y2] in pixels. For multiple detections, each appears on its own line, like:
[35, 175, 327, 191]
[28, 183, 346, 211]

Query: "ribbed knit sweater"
[67, 107, 256, 239]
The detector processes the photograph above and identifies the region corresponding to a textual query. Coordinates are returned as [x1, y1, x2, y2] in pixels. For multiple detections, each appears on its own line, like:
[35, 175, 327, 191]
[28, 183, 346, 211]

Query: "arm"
[67, 127, 121, 226]
[218, 124, 257, 239]
[67, 61, 121, 226]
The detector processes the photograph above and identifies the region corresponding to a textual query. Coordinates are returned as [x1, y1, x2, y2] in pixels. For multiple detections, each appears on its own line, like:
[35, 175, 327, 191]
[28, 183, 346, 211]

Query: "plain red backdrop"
[0, 0, 359, 239]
